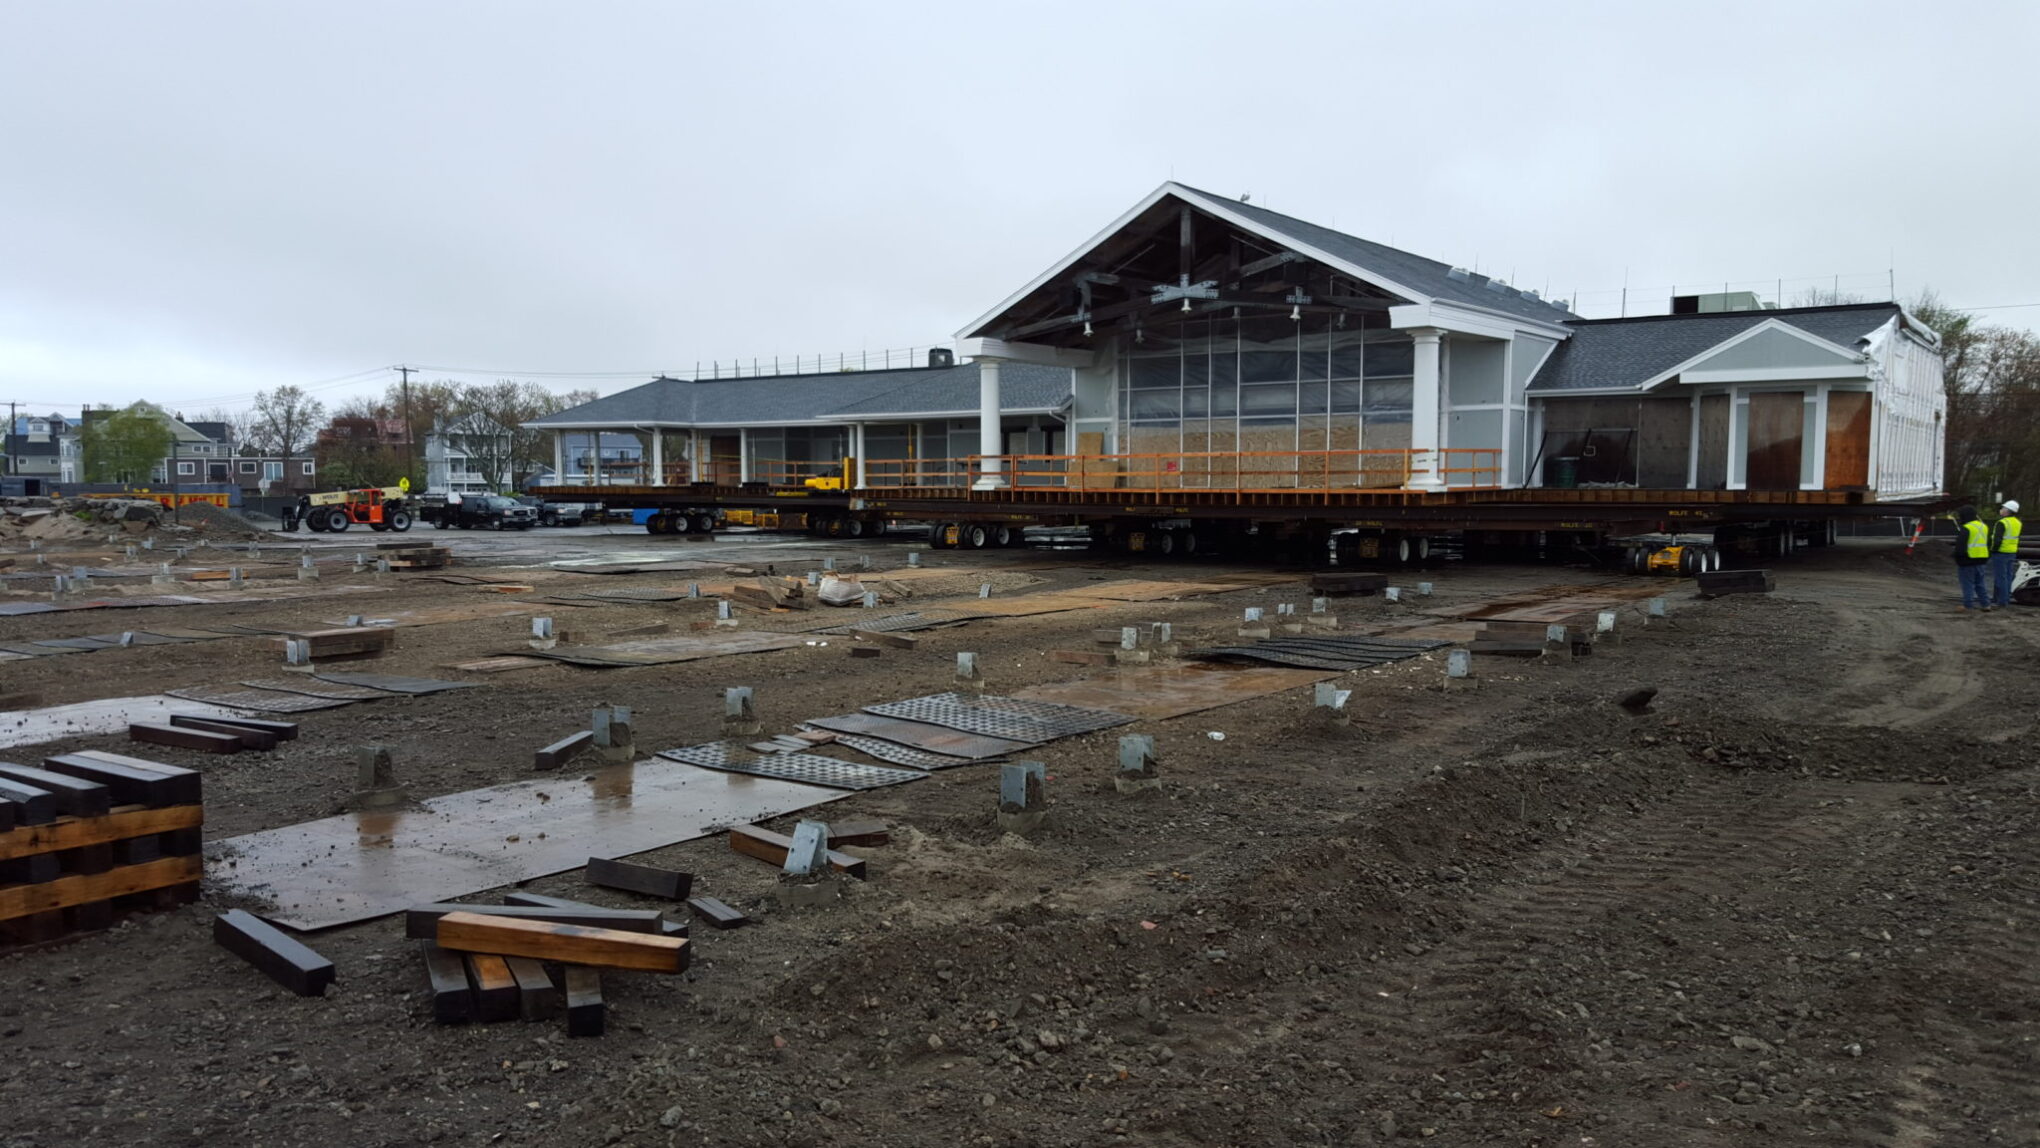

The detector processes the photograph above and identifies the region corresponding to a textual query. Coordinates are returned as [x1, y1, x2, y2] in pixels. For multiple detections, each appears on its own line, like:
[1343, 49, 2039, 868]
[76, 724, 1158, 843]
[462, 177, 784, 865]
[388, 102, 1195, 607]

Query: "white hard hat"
[2004, 500, 2021, 513]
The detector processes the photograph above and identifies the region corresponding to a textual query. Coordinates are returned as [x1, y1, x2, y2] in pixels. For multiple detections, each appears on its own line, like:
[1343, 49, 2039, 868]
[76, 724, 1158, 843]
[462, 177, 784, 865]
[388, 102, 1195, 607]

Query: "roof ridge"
[1169, 182, 1453, 273]
[1562, 301, 1897, 328]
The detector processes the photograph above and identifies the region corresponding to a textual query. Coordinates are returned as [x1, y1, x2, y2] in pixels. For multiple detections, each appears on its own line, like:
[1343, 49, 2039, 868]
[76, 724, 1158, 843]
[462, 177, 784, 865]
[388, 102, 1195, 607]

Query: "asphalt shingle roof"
[1173, 184, 1580, 324]
[527, 362, 1073, 428]
[1527, 303, 1900, 394]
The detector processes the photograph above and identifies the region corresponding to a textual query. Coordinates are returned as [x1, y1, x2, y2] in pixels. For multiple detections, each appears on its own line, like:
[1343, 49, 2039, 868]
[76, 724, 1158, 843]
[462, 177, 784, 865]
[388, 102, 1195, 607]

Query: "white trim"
[1636, 317, 1868, 389]
[954, 338, 1093, 369]
[1390, 299, 1574, 341]
[957, 182, 1441, 340]
[1682, 364, 1870, 384]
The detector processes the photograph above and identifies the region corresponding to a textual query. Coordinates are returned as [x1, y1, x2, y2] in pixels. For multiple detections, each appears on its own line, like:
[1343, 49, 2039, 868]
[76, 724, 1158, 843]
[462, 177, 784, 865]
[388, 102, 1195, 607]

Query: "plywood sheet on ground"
[515, 631, 807, 667]
[207, 759, 847, 930]
[1063, 579, 1249, 602]
[445, 655, 556, 673]
[319, 601, 535, 628]
[1013, 664, 1332, 720]
[0, 694, 247, 748]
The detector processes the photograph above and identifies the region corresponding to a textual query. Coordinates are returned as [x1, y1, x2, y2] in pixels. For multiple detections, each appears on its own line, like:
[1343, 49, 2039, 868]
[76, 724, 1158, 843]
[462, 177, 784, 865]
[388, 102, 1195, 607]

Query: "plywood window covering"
[1745, 391, 1805, 491]
[1824, 390, 1872, 489]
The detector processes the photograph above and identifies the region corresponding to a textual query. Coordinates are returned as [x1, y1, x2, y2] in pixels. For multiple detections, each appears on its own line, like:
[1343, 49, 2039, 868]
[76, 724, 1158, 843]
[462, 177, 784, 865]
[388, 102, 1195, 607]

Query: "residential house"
[79, 403, 318, 494]
[424, 413, 515, 494]
[526, 182, 1944, 500]
[5, 413, 81, 492]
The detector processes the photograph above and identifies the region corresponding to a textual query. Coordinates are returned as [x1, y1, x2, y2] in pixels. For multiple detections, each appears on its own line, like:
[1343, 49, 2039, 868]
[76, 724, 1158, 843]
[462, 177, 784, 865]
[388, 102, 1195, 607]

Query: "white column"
[854, 423, 869, 489]
[973, 358, 1005, 490]
[738, 429, 751, 484]
[650, 431, 664, 486]
[1408, 328, 1445, 490]
[552, 433, 565, 487]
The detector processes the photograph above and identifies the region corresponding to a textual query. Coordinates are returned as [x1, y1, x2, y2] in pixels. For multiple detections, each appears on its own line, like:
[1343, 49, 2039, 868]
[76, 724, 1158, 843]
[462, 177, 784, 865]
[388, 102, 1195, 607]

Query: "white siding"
[1865, 319, 1945, 498]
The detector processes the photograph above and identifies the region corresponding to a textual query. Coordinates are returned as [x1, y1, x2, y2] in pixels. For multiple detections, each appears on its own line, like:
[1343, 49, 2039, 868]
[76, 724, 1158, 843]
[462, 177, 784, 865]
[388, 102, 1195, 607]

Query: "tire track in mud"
[1870, 878, 2040, 1148]
[1316, 778, 1922, 1075]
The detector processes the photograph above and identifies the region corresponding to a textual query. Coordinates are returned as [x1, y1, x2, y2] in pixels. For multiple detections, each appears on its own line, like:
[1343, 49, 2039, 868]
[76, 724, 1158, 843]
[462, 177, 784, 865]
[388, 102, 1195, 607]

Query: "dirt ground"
[2, 525, 2036, 1147]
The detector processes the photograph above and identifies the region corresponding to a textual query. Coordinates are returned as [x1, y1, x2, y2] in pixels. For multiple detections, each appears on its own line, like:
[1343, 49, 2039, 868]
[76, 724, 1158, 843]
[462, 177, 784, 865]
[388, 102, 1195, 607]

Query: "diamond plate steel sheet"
[653, 743, 925, 791]
[800, 713, 1037, 760]
[241, 678, 399, 700]
[308, 672, 482, 695]
[162, 687, 353, 714]
[863, 692, 1133, 742]
[802, 728, 982, 771]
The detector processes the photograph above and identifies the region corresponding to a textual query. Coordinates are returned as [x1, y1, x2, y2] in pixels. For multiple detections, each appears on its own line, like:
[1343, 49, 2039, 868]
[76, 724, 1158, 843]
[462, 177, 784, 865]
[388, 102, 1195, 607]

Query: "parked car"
[514, 496, 599, 527]
[415, 492, 537, 530]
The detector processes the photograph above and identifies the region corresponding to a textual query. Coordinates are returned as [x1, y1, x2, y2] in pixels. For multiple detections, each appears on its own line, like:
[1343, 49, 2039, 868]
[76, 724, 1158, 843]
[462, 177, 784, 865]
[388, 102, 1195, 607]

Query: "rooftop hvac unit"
[928, 347, 956, 368]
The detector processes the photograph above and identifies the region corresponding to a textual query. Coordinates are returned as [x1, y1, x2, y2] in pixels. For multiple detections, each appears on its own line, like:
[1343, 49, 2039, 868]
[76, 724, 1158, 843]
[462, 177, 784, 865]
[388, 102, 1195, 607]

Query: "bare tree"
[249, 385, 327, 493]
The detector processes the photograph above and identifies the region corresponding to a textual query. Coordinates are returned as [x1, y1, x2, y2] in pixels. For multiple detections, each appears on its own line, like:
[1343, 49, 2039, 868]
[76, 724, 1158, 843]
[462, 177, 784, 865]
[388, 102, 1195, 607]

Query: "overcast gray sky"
[4, 0, 2037, 417]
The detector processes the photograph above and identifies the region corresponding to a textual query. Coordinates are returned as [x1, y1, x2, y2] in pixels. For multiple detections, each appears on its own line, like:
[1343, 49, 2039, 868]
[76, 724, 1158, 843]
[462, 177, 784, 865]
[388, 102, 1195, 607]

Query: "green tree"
[81, 404, 175, 484]
[1911, 290, 2040, 504]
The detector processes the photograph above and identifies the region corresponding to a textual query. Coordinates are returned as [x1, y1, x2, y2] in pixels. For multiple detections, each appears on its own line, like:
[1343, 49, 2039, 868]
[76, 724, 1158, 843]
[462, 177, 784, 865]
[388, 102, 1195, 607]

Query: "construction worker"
[1954, 505, 1991, 611]
[1991, 499, 2022, 608]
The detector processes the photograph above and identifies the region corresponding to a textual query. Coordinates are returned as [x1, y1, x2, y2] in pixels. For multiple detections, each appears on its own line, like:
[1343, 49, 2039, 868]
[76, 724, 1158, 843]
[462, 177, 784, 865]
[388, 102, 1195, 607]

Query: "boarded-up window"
[1824, 391, 1871, 488]
[1746, 392, 1805, 490]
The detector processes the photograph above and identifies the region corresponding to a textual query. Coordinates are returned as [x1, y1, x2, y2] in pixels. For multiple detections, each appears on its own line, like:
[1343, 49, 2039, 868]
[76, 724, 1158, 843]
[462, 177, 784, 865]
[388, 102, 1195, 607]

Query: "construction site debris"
[434, 909, 690, 973]
[728, 823, 867, 880]
[585, 856, 694, 901]
[213, 909, 336, 997]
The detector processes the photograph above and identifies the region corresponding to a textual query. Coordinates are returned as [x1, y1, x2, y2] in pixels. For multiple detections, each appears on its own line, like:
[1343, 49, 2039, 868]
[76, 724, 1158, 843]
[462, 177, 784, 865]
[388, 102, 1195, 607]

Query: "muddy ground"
[1, 526, 2035, 1147]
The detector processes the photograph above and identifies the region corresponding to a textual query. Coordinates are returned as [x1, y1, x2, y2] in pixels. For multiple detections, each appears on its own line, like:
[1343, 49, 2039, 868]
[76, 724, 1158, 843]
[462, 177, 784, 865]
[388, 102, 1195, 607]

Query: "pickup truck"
[416, 493, 537, 530]
[514, 496, 599, 527]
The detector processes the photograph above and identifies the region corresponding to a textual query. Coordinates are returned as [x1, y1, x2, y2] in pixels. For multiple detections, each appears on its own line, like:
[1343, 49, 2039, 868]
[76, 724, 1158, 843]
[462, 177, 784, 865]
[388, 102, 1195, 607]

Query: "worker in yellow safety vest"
[1954, 506, 1991, 611]
[1990, 499, 2022, 608]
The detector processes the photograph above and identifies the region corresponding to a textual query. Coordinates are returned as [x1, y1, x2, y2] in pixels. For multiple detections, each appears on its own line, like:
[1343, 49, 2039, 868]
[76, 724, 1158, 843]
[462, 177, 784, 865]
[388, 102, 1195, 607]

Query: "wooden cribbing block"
[0, 854, 201, 921]
[849, 646, 880, 659]
[685, 896, 749, 930]
[435, 911, 689, 974]
[503, 891, 686, 937]
[534, 730, 595, 770]
[129, 722, 243, 754]
[44, 752, 201, 806]
[1310, 571, 1388, 596]
[466, 954, 520, 1022]
[728, 824, 867, 880]
[0, 778, 57, 825]
[586, 856, 693, 901]
[273, 627, 394, 659]
[213, 909, 335, 996]
[172, 713, 298, 741]
[0, 804, 201, 862]
[564, 967, 603, 1037]
[404, 903, 667, 937]
[0, 799, 13, 833]
[165, 716, 279, 751]
[421, 942, 473, 1024]
[827, 820, 890, 848]
[505, 957, 559, 1021]
[848, 629, 917, 649]
[0, 765, 110, 818]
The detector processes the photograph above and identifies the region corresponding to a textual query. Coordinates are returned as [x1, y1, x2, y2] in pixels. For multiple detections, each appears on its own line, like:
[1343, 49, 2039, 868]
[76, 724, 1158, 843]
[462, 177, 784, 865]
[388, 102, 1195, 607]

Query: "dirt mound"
[168, 500, 274, 539]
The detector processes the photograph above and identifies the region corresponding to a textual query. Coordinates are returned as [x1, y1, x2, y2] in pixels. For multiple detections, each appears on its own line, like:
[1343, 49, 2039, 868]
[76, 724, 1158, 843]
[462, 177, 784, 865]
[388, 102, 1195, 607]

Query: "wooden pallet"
[0, 761, 203, 946]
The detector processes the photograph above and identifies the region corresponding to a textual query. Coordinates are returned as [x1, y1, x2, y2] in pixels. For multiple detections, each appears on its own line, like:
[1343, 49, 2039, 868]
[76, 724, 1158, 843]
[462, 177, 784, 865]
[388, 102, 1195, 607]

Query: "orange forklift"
[290, 482, 414, 533]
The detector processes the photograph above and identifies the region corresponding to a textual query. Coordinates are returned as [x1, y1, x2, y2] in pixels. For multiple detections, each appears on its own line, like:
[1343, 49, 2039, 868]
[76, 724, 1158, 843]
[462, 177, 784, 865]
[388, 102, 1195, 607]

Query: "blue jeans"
[1991, 553, 2018, 606]
[1960, 564, 1990, 608]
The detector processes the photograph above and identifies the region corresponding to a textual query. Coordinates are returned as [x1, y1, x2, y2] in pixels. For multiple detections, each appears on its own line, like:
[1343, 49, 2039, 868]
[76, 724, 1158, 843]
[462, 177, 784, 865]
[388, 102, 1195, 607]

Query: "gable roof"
[1527, 303, 1900, 394]
[1173, 184, 1580, 325]
[526, 361, 1074, 429]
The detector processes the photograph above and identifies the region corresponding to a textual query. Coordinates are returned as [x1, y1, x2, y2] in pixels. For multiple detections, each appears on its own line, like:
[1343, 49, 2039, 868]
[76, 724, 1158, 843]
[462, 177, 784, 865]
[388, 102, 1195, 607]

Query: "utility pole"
[5, 401, 15, 478]
[397, 365, 416, 486]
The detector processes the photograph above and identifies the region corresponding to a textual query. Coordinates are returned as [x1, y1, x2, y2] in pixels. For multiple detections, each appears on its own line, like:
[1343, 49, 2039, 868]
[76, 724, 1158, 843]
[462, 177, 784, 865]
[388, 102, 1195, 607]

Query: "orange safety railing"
[746, 458, 846, 486]
[861, 457, 973, 488]
[960, 448, 1502, 493]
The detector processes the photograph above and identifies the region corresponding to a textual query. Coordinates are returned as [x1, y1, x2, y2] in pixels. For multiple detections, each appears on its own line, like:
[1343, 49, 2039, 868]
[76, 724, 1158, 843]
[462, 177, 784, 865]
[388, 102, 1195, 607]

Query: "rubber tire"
[845, 517, 867, 539]
[1395, 536, 1413, 564]
[389, 510, 411, 532]
[647, 514, 668, 534]
[432, 518, 447, 529]
[690, 513, 715, 534]
[308, 516, 327, 533]
[370, 522, 389, 533]
[323, 508, 350, 533]
[934, 523, 958, 549]
[1416, 536, 1431, 561]
[964, 523, 989, 550]
[1679, 548, 1700, 576]
[990, 524, 1012, 548]
[1154, 529, 1177, 557]
[1176, 529, 1197, 557]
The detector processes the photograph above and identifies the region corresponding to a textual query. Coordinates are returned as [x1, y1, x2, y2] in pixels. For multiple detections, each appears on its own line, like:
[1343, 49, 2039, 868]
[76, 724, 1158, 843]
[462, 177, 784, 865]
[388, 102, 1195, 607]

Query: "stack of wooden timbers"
[407, 857, 703, 1037]
[381, 541, 452, 570]
[0, 747, 206, 946]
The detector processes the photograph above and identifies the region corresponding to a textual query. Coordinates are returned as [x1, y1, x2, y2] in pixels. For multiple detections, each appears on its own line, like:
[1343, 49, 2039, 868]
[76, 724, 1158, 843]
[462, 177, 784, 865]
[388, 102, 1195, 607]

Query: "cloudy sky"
[4, 0, 2036, 417]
